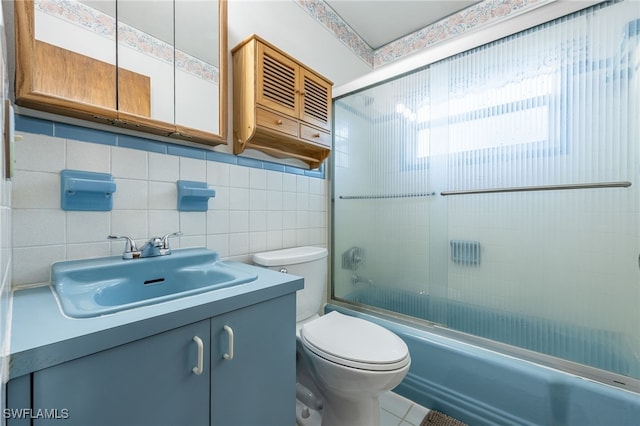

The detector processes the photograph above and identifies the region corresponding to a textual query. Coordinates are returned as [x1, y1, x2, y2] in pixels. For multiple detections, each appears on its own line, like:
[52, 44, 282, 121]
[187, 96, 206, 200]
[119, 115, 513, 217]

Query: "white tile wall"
[11, 132, 329, 288]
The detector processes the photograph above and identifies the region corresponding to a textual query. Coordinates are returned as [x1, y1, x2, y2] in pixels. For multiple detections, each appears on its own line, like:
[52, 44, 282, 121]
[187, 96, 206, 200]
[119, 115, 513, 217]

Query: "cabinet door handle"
[223, 325, 234, 360]
[276, 119, 283, 125]
[312, 133, 321, 138]
[192, 336, 204, 375]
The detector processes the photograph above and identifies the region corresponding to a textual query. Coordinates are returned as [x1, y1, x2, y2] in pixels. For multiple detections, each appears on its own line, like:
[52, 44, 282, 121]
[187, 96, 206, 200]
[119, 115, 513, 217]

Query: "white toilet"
[252, 246, 411, 426]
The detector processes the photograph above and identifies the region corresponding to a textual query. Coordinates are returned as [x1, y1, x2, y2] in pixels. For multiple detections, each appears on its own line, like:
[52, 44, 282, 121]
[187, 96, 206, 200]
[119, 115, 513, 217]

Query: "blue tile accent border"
[55, 123, 117, 146]
[237, 156, 263, 169]
[167, 144, 207, 160]
[284, 166, 305, 176]
[305, 165, 325, 179]
[118, 135, 168, 154]
[206, 151, 238, 165]
[14, 115, 54, 136]
[15, 115, 326, 179]
[263, 161, 286, 173]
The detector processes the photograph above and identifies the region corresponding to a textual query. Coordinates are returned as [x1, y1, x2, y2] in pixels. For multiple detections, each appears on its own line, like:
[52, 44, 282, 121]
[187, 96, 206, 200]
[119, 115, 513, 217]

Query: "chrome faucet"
[351, 273, 373, 286]
[140, 232, 183, 258]
[108, 232, 182, 259]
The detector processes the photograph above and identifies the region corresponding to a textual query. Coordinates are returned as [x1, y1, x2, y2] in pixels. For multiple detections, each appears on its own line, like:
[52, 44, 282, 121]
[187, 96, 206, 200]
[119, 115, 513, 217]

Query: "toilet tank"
[252, 247, 328, 323]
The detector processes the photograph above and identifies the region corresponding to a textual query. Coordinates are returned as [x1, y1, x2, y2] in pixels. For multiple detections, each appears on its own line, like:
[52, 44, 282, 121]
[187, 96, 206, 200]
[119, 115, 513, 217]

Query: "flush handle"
[192, 336, 204, 375]
[223, 325, 234, 360]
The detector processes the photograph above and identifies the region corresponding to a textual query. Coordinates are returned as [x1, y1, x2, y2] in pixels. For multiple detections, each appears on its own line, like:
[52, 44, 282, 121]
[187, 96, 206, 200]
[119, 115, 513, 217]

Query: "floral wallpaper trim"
[373, 0, 554, 67]
[36, 0, 116, 39]
[295, 0, 374, 66]
[35, 0, 219, 84]
[295, 0, 555, 68]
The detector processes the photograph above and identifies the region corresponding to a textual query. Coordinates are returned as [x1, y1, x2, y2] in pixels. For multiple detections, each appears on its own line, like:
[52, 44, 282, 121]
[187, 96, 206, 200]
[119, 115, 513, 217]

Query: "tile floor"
[295, 390, 430, 426]
[379, 391, 430, 426]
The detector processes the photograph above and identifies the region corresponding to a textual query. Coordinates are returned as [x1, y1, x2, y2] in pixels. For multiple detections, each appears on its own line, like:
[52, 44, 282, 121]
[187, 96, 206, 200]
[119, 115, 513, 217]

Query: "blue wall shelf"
[177, 180, 216, 212]
[61, 170, 116, 211]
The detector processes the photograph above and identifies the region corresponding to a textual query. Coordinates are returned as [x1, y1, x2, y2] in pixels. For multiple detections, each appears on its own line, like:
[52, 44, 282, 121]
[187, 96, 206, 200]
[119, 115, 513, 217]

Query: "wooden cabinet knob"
[276, 119, 283, 125]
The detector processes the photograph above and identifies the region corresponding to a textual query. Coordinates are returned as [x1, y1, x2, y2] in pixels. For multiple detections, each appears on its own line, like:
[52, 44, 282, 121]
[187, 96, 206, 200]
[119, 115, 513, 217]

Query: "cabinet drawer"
[300, 124, 331, 147]
[256, 108, 298, 137]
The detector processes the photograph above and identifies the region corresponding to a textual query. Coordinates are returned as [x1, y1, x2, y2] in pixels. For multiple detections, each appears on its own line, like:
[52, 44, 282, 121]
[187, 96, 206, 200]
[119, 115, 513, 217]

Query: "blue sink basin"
[51, 248, 258, 318]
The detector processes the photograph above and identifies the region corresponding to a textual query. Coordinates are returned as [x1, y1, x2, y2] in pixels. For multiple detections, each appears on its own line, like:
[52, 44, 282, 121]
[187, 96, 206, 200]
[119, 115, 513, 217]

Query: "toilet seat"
[300, 311, 410, 371]
[296, 314, 320, 338]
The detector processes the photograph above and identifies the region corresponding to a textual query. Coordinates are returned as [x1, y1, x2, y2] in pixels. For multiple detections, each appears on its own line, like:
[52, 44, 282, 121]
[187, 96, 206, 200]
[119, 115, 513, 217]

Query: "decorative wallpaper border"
[295, 0, 555, 68]
[35, 0, 219, 84]
[295, 0, 374, 65]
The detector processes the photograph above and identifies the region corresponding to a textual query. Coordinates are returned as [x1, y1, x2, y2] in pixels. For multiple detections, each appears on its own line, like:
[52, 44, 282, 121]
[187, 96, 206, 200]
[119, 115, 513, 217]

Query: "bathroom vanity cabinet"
[6, 293, 296, 426]
[28, 320, 211, 426]
[232, 35, 332, 169]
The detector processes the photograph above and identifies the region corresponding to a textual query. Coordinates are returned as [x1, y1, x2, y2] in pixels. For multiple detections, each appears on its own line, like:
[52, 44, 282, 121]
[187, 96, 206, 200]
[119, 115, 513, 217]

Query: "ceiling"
[324, 0, 480, 49]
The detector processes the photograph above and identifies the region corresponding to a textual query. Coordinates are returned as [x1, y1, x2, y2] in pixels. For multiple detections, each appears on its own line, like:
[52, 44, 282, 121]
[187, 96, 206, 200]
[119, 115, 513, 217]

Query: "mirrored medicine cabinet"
[14, 0, 228, 146]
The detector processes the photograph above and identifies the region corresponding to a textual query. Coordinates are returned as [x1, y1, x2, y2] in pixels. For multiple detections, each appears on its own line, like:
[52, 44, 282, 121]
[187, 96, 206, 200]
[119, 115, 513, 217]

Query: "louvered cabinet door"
[300, 68, 331, 132]
[256, 43, 300, 118]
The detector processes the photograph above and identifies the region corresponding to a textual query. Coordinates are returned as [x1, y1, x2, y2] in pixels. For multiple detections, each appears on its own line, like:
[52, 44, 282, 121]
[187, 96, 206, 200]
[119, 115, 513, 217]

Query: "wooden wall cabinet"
[232, 35, 332, 169]
[14, 0, 227, 147]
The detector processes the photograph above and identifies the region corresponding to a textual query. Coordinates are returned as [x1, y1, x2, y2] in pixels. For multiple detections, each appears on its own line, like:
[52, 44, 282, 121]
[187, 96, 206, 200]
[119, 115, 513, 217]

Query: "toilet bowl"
[252, 247, 411, 426]
[300, 311, 410, 426]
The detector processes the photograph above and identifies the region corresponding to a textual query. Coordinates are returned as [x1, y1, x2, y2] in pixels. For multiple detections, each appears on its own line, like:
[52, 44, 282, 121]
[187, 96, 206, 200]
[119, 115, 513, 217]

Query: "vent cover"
[262, 53, 296, 110]
[303, 76, 329, 125]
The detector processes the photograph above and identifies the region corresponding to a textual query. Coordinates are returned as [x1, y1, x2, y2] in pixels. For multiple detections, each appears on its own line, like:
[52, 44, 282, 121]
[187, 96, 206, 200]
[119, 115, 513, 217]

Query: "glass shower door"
[332, 0, 640, 383]
[333, 72, 436, 320]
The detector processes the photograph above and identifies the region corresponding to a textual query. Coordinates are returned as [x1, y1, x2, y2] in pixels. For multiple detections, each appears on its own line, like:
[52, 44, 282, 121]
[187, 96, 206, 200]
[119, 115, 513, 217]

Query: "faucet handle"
[108, 235, 140, 259]
[159, 231, 183, 253]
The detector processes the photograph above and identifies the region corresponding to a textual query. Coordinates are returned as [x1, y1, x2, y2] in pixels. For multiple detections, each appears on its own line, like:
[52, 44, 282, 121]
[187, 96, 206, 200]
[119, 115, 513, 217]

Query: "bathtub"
[327, 300, 640, 425]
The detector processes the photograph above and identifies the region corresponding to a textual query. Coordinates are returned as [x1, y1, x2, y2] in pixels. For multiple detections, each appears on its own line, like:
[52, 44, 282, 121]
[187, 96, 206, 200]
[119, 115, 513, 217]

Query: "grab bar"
[440, 181, 631, 196]
[339, 192, 436, 200]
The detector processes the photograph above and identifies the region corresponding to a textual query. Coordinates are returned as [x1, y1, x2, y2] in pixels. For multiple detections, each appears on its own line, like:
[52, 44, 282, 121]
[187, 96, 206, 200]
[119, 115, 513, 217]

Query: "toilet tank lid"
[252, 246, 328, 266]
